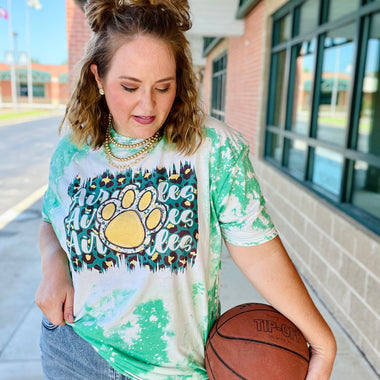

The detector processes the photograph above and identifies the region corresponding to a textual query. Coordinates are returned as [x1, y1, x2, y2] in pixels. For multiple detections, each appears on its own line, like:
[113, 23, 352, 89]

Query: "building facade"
[202, 0, 380, 374]
[66, 0, 380, 374]
[0, 62, 69, 106]
[66, 0, 92, 82]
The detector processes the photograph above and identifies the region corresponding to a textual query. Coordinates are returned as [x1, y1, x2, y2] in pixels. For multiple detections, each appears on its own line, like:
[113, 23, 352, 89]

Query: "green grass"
[318, 116, 346, 127]
[0, 109, 51, 121]
[318, 116, 371, 132]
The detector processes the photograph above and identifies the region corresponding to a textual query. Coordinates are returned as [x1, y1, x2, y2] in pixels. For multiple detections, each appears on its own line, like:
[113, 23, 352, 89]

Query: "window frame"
[264, 0, 380, 235]
[210, 51, 228, 122]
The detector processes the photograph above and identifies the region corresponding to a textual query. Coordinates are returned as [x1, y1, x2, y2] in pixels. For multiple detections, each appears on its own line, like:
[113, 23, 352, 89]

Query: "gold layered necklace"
[103, 114, 161, 170]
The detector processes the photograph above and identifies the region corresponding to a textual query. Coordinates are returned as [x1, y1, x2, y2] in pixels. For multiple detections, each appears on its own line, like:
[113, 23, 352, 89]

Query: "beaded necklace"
[103, 115, 161, 170]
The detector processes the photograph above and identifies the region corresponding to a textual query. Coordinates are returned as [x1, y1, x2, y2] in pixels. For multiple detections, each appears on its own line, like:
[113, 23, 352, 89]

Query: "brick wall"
[253, 160, 380, 373]
[201, 4, 265, 154]
[65, 0, 91, 88]
[202, 2, 266, 155]
[225, 2, 265, 154]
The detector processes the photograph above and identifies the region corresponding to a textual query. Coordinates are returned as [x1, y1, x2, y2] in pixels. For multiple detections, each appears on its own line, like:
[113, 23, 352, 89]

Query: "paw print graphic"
[97, 185, 167, 254]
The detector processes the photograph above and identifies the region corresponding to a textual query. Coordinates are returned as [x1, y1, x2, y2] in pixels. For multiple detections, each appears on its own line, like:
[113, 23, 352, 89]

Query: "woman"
[36, 0, 336, 379]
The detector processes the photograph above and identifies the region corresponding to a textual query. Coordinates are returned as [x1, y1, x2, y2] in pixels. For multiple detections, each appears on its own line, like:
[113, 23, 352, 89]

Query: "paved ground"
[0, 115, 378, 380]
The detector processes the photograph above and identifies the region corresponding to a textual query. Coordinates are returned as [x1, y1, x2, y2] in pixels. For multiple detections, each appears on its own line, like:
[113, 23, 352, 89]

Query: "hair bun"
[160, 0, 192, 31]
[84, 0, 120, 33]
[85, 0, 192, 33]
[121, 0, 191, 31]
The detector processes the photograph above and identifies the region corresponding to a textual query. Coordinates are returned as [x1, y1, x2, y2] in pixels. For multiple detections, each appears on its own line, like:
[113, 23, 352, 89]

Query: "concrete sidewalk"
[0, 198, 378, 379]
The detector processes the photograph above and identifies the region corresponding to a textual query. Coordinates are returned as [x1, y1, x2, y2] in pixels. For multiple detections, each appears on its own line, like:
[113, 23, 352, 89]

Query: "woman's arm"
[226, 236, 337, 380]
[35, 221, 74, 325]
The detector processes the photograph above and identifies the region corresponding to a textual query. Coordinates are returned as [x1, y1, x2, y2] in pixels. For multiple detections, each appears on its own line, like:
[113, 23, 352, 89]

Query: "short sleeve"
[42, 144, 64, 223]
[41, 134, 80, 225]
[209, 128, 277, 246]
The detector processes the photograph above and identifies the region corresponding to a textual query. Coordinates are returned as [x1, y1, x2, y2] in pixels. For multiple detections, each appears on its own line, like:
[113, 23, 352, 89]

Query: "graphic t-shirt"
[42, 116, 277, 379]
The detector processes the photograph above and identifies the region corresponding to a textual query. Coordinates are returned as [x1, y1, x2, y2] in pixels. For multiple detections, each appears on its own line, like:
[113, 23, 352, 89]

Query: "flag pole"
[26, 4, 32, 105]
[7, 0, 17, 109]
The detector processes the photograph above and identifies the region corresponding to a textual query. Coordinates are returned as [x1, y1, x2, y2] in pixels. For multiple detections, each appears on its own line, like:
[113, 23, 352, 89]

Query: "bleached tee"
[42, 116, 277, 379]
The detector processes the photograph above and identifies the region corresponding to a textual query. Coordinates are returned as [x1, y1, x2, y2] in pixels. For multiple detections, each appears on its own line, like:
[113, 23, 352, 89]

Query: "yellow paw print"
[97, 185, 167, 254]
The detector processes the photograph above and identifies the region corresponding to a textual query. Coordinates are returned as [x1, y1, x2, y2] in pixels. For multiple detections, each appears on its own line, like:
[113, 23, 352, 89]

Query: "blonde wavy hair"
[61, 0, 204, 154]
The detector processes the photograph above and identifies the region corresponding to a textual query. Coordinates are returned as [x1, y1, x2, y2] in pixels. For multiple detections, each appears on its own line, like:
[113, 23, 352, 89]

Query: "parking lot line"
[0, 185, 47, 230]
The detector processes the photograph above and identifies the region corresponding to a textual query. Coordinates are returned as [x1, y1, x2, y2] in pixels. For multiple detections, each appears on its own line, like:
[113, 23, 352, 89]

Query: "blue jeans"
[40, 316, 134, 380]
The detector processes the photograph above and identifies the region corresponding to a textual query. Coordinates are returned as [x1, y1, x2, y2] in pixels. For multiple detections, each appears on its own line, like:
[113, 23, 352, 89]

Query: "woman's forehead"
[108, 35, 176, 75]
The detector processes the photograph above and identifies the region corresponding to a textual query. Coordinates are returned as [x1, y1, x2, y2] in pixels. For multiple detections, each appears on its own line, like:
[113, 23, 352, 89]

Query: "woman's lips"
[133, 115, 156, 125]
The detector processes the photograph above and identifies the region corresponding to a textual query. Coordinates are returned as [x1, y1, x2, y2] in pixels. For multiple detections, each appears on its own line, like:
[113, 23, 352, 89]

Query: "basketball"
[205, 303, 310, 380]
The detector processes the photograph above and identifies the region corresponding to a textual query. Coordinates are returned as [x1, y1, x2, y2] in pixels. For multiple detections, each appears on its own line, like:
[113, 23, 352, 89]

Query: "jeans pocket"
[41, 315, 60, 331]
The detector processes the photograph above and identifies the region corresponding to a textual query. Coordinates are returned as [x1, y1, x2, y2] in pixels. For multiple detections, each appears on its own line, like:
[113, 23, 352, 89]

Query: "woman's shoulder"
[50, 133, 91, 168]
[55, 133, 90, 154]
[202, 116, 249, 156]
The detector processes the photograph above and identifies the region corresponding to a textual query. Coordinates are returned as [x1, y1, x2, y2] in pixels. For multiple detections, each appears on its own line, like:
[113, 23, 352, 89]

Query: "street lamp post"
[26, 0, 42, 106]
[13, 32, 19, 97]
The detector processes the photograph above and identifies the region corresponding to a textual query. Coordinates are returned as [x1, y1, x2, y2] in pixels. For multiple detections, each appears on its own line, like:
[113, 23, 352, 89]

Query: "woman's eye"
[156, 88, 169, 93]
[121, 85, 137, 93]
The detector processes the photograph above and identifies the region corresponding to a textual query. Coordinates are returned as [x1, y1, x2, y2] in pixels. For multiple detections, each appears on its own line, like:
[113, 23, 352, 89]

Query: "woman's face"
[91, 34, 177, 139]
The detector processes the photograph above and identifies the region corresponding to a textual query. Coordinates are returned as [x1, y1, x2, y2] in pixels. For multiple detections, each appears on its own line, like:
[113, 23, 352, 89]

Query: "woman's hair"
[61, 0, 204, 154]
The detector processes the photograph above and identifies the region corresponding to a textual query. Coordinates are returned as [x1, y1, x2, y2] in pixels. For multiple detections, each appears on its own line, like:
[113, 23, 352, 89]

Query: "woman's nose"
[139, 89, 155, 111]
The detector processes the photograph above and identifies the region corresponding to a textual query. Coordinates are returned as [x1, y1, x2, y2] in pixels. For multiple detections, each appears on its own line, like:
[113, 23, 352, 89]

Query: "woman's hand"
[35, 221, 74, 325]
[35, 253, 74, 325]
[306, 343, 337, 380]
[227, 237, 337, 379]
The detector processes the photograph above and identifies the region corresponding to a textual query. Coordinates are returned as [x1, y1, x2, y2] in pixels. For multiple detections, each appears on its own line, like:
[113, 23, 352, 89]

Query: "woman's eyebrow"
[156, 77, 176, 83]
[118, 75, 175, 83]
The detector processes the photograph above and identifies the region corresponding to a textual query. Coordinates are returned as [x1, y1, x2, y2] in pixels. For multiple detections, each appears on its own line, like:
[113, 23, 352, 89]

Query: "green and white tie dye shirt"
[42, 116, 277, 379]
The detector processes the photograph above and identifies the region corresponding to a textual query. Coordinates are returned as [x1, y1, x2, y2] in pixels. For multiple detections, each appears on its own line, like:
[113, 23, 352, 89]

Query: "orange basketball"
[205, 303, 310, 379]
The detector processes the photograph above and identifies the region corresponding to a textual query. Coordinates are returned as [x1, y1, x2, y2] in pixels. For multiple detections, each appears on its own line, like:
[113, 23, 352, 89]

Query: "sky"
[0, 0, 67, 65]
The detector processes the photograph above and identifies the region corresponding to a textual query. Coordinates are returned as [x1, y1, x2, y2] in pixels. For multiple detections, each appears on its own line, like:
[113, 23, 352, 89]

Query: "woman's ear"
[90, 64, 102, 90]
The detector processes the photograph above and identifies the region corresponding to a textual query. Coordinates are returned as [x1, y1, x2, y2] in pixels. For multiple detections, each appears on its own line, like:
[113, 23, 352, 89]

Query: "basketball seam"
[218, 307, 282, 331]
[209, 304, 268, 340]
[204, 352, 216, 380]
[209, 341, 247, 380]
[216, 331, 310, 363]
[215, 305, 309, 363]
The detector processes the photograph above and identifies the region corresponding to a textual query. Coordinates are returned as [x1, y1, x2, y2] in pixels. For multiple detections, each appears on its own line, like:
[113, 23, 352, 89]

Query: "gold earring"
[99, 88, 105, 96]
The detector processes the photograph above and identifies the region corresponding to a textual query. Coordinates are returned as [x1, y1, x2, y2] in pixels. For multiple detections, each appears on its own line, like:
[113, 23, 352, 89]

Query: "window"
[291, 39, 316, 135]
[271, 49, 288, 127]
[284, 138, 308, 179]
[357, 13, 380, 155]
[265, 1, 380, 234]
[298, 0, 319, 36]
[19, 83, 28, 97]
[19, 83, 45, 98]
[328, 0, 360, 22]
[317, 23, 355, 147]
[352, 13, 380, 220]
[312, 147, 344, 196]
[211, 52, 227, 121]
[278, 13, 292, 43]
[33, 84, 45, 98]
